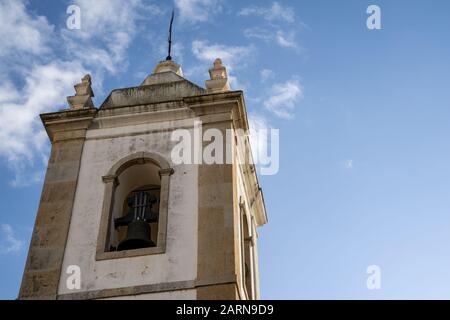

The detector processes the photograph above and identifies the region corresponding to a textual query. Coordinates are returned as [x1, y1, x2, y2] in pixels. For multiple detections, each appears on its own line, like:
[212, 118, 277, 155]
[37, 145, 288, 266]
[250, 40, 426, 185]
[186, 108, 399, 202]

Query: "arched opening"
[243, 215, 252, 297]
[240, 208, 254, 299]
[97, 152, 173, 259]
[109, 162, 161, 251]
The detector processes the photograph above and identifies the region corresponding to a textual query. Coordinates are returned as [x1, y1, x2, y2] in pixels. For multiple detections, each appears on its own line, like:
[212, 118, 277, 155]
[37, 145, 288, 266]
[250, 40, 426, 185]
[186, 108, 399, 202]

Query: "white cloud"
[71, 0, 160, 36]
[0, 1, 53, 58]
[240, 3, 301, 51]
[344, 159, 353, 169]
[192, 40, 253, 69]
[0, 0, 162, 185]
[243, 27, 272, 42]
[191, 40, 253, 90]
[248, 113, 271, 164]
[0, 1, 88, 186]
[158, 41, 185, 65]
[239, 2, 295, 24]
[175, 0, 222, 23]
[260, 69, 274, 82]
[275, 30, 298, 49]
[242, 26, 300, 52]
[0, 61, 87, 186]
[264, 78, 303, 119]
[62, 0, 161, 75]
[227, 75, 245, 91]
[0, 224, 24, 254]
[0, 81, 20, 104]
[184, 64, 209, 79]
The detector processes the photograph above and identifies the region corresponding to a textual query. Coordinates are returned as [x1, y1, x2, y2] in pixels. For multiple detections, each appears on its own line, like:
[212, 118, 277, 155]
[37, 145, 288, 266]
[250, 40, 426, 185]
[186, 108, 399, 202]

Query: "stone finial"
[153, 60, 183, 76]
[67, 74, 95, 110]
[205, 58, 230, 93]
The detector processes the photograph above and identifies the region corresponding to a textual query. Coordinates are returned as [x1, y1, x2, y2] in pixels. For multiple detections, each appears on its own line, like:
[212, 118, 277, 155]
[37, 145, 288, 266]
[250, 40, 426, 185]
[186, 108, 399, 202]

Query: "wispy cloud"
[158, 41, 185, 65]
[175, 0, 223, 24]
[0, 1, 86, 186]
[344, 159, 354, 169]
[0, 61, 87, 186]
[238, 2, 295, 24]
[0, 224, 24, 254]
[243, 27, 301, 51]
[275, 30, 299, 49]
[191, 40, 254, 89]
[62, 0, 161, 76]
[0, 1, 53, 59]
[248, 113, 272, 165]
[264, 78, 303, 119]
[192, 40, 253, 68]
[0, 0, 162, 186]
[260, 69, 274, 82]
[243, 27, 272, 42]
[239, 2, 302, 51]
[243, 28, 302, 52]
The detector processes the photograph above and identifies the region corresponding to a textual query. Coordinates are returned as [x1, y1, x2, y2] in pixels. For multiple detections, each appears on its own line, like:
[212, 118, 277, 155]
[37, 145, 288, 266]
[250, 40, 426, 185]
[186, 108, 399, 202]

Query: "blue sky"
[1, 0, 450, 299]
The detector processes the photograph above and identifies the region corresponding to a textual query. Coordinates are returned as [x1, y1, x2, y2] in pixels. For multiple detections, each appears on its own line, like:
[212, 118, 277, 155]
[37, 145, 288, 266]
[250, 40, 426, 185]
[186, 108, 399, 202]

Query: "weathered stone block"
[40, 181, 78, 203]
[197, 283, 237, 300]
[197, 207, 235, 279]
[27, 247, 64, 271]
[48, 141, 84, 164]
[35, 201, 73, 228]
[20, 269, 60, 299]
[46, 161, 81, 182]
[31, 224, 69, 248]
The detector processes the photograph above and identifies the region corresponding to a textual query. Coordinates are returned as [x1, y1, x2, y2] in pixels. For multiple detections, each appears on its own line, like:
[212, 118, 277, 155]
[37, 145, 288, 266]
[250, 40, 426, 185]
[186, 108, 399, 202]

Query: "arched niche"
[96, 152, 174, 260]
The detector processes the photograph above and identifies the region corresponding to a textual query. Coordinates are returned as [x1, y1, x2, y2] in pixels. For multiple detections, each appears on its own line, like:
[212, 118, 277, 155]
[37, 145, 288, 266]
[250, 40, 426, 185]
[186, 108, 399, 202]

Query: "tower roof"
[100, 60, 206, 109]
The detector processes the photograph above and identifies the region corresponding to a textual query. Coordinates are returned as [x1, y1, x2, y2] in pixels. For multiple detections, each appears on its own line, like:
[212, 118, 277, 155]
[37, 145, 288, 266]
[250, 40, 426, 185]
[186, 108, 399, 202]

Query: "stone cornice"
[92, 105, 193, 130]
[184, 90, 249, 131]
[40, 108, 97, 143]
[56, 274, 237, 300]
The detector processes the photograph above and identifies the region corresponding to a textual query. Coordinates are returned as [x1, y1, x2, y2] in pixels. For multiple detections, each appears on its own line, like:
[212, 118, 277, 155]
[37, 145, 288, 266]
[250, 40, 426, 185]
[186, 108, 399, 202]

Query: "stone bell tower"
[18, 57, 268, 300]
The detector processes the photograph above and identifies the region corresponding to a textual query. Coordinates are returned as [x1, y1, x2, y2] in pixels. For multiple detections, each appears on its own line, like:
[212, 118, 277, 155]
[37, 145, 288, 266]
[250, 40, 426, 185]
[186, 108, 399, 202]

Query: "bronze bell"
[115, 191, 158, 251]
[117, 220, 155, 251]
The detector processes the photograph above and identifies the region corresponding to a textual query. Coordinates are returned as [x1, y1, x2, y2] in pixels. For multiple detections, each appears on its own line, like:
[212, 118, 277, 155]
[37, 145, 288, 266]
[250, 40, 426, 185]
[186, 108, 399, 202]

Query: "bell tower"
[18, 57, 268, 300]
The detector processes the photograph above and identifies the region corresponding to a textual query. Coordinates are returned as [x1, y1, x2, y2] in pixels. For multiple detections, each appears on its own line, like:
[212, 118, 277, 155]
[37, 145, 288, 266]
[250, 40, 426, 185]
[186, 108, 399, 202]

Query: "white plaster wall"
[58, 123, 198, 295]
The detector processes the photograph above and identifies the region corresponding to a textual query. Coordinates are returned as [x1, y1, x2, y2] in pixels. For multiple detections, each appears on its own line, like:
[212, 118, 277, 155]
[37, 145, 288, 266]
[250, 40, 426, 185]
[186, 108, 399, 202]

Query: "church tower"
[18, 57, 268, 300]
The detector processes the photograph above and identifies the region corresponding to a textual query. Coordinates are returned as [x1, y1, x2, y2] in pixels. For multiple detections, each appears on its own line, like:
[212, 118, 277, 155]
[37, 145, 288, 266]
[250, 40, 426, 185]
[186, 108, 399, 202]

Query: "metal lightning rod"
[166, 9, 175, 61]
